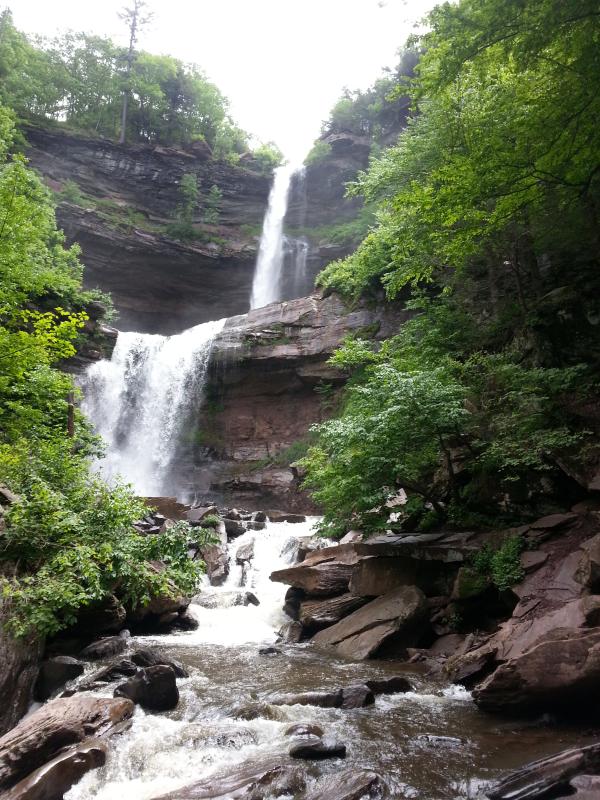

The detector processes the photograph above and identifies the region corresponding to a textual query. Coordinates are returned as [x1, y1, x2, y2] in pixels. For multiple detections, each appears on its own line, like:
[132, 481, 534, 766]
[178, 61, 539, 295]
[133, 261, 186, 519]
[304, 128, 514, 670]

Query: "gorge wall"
[26, 125, 271, 334]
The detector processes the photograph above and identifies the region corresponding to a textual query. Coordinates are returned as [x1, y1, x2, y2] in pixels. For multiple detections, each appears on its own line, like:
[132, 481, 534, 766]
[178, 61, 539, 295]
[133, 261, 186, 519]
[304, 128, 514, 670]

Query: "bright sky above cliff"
[12, 0, 437, 159]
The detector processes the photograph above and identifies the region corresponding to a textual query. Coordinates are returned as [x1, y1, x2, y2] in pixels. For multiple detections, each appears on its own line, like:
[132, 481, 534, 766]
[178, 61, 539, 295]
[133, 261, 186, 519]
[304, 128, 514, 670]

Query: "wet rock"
[289, 736, 347, 760]
[520, 550, 549, 573]
[34, 657, 84, 702]
[488, 741, 600, 800]
[364, 676, 413, 695]
[0, 695, 133, 791]
[87, 659, 138, 684]
[258, 646, 281, 656]
[148, 756, 304, 800]
[79, 635, 127, 661]
[268, 511, 307, 523]
[284, 723, 324, 738]
[270, 561, 354, 597]
[278, 620, 304, 643]
[224, 518, 246, 538]
[271, 689, 344, 708]
[236, 541, 254, 565]
[305, 768, 387, 800]
[230, 702, 287, 722]
[70, 595, 126, 636]
[340, 684, 375, 708]
[114, 665, 179, 711]
[185, 505, 218, 525]
[311, 586, 428, 660]
[223, 508, 242, 521]
[194, 591, 259, 609]
[3, 740, 107, 800]
[130, 647, 188, 678]
[199, 543, 230, 587]
[246, 521, 266, 531]
[253, 511, 267, 523]
[171, 610, 199, 631]
[299, 593, 369, 631]
[415, 734, 463, 747]
[283, 587, 304, 620]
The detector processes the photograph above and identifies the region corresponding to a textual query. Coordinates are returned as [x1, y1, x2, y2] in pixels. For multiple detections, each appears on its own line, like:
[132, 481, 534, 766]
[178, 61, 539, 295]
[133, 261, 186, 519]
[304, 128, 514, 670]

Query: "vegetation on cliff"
[0, 9, 281, 168]
[304, 0, 600, 536]
[0, 104, 200, 636]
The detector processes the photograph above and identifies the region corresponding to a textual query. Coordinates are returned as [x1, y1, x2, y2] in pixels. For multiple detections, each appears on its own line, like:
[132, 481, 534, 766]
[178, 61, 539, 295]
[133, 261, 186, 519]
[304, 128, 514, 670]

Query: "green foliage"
[199, 513, 221, 529]
[202, 184, 222, 225]
[305, 0, 600, 536]
[0, 104, 202, 636]
[304, 140, 332, 167]
[58, 179, 85, 205]
[250, 142, 284, 175]
[472, 536, 525, 592]
[0, 10, 250, 156]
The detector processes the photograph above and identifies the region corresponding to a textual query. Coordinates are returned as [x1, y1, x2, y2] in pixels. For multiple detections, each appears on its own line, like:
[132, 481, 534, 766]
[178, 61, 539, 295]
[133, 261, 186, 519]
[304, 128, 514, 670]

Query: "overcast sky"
[11, 0, 438, 159]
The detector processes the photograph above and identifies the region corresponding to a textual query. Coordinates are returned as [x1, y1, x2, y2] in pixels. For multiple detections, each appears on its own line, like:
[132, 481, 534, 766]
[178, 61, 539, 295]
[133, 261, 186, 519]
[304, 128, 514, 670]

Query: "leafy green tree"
[202, 184, 222, 225]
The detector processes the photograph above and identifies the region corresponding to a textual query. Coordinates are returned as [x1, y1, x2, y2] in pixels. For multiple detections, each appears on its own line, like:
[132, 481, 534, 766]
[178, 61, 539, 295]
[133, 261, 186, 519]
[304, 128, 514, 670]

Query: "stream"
[64, 519, 594, 800]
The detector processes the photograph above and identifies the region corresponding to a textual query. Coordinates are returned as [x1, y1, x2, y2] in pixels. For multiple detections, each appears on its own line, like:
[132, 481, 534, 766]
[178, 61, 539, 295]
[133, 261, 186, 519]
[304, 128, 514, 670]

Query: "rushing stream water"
[64, 518, 592, 800]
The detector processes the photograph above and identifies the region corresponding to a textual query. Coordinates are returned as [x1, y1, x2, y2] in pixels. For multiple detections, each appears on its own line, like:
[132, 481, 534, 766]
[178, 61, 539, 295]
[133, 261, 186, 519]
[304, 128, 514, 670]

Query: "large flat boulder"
[349, 557, 417, 596]
[305, 769, 387, 800]
[0, 696, 134, 791]
[4, 740, 107, 800]
[298, 594, 369, 630]
[270, 561, 354, 597]
[488, 741, 600, 800]
[311, 586, 427, 660]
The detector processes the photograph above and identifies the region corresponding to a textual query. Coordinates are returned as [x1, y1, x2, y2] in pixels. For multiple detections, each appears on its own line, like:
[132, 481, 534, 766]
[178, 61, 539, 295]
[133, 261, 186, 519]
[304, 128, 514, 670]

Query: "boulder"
[311, 586, 427, 660]
[79, 635, 127, 661]
[148, 757, 303, 799]
[268, 512, 306, 523]
[224, 518, 246, 538]
[235, 541, 254, 565]
[246, 521, 266, 531]
[349, 557, 417, 597]
[86, 659, 138, 685]
[0, 695, 133, 790]
[283, 587, 304, 620]
[473, 627, 600, 713]
[199, 543, 229, 586]
[4, 741, 107, 800]
[185, 505, 218, 525]
[270, 562, 354, 597]
[34, 657, 84, 702]
[70, 595, 126, 635]
[114, 665, 179, 711]
[289, 736, 346, 760]
[299, 593, 369, 631]
[284, 723, 324, 738]
[258, 646, 280, 656]
[305, 769, 387, 800]
[253, 511, 267, 523]
[130, 647, 188, 678]
[278, 620, 304, 642]
[0, 619, 44, 736]
[194, 591, 258, 609]
[340, 684, 375, 709]
[364, 676, 413, 695]
[271, 690, 343, 708]
[488, 741, 600, 800]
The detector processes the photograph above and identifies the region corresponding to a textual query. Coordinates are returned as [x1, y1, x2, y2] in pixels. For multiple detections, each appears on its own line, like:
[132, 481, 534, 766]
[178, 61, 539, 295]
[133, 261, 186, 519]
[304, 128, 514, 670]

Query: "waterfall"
[250, 163, 296, 309]
[81, 318, 225, 497]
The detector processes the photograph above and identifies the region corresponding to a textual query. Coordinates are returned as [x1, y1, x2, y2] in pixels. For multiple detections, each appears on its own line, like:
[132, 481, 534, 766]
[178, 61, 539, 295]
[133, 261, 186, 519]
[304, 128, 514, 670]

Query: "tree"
[202, 184, 222, 225]
[118, 0, 153, 144]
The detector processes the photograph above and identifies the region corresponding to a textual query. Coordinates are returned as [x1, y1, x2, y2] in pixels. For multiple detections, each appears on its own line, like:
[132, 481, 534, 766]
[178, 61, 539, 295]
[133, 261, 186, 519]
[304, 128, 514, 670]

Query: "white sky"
[11, 0, 438, 159]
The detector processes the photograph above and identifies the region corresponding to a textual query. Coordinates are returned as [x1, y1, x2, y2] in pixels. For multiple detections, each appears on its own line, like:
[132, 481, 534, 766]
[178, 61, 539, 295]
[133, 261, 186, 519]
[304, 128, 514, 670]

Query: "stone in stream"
[365, 676, 413, 695]
[0, 696, 134, 791]
[194, 591, 259, 609]
[311, 586, 427, 660]
[284, 723, 325, 738]
[258, 646, 281, 656]
[271, 685, 374, 709]
[289, 736, 347, 760]
[148, 756, 304, 799]
[3, 740, 107, 800]
[224, 518, 246, 538]
[114, 665, 179, 711]
[268, 511, 306, 523]
[79, 635, 127, 661]
[34, 656, 84, 701]
[305, 769, 387, 800]
[488, 741, 600, 800]
[130, 647, 189, 678]
[340, 684, 375, 709]
[235, 540, 254, 565]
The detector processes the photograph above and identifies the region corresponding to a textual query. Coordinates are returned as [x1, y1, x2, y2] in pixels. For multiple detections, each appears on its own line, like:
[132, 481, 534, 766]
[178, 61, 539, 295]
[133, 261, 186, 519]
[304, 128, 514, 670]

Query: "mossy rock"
[451, 566, 490, 601]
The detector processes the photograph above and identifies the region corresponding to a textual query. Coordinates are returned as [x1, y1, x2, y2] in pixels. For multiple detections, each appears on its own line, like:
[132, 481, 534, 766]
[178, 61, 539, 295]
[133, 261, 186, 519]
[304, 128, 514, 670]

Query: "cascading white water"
[81, 318, 225, 496]
[250, 162, 296, 309]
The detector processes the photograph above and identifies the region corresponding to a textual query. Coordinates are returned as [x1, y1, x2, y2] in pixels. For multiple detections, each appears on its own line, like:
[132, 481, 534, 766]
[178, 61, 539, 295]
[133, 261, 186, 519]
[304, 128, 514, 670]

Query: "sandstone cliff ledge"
[182, 292, 410, 511]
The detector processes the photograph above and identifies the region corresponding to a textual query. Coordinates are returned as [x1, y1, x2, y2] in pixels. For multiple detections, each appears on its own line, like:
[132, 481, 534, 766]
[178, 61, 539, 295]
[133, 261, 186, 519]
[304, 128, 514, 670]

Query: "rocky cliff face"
[25, 126, 270, 334]
[174, 292, 410, 511]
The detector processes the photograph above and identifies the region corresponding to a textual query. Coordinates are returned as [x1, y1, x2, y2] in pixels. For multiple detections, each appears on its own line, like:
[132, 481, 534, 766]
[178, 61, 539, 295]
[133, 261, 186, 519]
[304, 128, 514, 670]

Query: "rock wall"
[176, 292, 410, 511]
[25, 125, 270, 334]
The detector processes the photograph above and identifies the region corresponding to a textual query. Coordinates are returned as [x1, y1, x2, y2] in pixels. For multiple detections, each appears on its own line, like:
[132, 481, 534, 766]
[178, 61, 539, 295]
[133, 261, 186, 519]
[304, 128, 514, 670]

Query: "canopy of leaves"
[0, 9, 257, 160]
